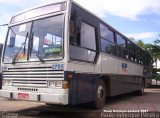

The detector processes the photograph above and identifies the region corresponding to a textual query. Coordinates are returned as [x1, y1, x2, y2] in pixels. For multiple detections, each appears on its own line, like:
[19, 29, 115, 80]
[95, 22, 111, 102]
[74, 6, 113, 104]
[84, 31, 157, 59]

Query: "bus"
[0, 44, 3, 89]
[0, 0, 152, 109]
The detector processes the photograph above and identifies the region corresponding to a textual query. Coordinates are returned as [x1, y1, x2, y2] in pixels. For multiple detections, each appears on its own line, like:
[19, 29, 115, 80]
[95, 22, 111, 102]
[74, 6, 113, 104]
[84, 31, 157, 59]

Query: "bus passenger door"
[69, 19, 98, 104]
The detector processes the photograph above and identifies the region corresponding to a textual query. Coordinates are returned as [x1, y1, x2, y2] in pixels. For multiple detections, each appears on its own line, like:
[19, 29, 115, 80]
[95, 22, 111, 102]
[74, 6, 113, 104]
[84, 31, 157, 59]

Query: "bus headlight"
[49, 81, 62, 88]
[48, 81, 68, 89]
[2, 80, 12, 86]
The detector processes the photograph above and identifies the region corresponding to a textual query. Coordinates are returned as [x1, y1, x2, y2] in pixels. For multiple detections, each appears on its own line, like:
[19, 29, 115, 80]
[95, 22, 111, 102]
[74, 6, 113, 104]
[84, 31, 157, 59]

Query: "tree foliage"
[136, 40, 147, 49]
[129, 37, 160, 63]
[129, 37, 160, 81]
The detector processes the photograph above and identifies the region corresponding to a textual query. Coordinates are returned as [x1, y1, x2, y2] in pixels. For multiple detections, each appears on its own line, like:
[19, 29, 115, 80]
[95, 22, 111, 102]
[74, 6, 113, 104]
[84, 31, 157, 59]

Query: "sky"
[0, 0, 160, 44]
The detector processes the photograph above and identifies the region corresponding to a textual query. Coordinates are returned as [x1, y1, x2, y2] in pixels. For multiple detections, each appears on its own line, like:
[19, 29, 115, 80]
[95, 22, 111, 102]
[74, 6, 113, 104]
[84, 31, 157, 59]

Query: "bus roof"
[11, 0, 68, 20]
[10, 0, 145, 51]
[71, 0, 145, 51]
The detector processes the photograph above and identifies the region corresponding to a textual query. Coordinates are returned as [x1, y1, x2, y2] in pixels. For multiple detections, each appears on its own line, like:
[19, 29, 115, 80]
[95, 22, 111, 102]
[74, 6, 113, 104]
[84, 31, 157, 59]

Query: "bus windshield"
[3, 15, 64, 63]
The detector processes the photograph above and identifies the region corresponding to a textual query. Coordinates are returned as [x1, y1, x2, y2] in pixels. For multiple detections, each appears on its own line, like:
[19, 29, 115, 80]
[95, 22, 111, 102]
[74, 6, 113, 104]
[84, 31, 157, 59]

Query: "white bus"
[0, 0, 152, 109]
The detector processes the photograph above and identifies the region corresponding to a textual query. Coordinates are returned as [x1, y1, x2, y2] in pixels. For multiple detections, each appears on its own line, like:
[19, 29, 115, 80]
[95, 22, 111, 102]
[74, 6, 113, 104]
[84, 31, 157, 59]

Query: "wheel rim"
[97, 85, 104, 100]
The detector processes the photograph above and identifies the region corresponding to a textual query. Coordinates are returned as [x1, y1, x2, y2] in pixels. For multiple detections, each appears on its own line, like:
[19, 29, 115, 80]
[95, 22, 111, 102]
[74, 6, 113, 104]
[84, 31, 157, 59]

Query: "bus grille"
[2, 66, 64, 87]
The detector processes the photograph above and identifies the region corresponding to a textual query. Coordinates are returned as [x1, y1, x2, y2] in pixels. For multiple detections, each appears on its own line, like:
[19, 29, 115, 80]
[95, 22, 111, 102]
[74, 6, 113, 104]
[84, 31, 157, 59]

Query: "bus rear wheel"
[94, 79, 106, 110]
[136, 80, 145, 96]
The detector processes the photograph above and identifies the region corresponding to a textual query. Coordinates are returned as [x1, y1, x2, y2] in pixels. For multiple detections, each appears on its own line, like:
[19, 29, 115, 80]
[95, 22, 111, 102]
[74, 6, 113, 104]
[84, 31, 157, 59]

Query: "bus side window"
[100, 24, 117, 56]
[0, 44, 3, 62]
[116, 34, 127, 59]
[70, 19, 81, 46]
[127, 41, 136, 61]
[69, 21, 97, 62]
[70, 20, 77, 45]
[81, 22, 96, 50]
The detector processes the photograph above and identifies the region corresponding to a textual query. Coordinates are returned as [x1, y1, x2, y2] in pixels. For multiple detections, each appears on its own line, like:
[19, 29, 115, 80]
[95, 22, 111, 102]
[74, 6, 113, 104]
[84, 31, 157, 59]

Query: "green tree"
[149, 39, 160, 84]
[129, 37, 160, 84]
[153, 38, 160, 44]
[153, 39, 160, 64]
[136, 40, 147, 49]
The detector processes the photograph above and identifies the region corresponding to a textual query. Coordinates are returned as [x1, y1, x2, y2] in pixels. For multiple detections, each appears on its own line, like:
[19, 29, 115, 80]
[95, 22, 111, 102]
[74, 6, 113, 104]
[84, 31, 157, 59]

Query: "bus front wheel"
[94, 79, 106, 110]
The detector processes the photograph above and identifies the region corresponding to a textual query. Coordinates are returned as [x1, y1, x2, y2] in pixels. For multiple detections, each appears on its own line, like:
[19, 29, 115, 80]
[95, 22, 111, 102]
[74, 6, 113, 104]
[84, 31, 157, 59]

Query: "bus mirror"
[76, 17, 82, 33]
[8, 37, 15, 47]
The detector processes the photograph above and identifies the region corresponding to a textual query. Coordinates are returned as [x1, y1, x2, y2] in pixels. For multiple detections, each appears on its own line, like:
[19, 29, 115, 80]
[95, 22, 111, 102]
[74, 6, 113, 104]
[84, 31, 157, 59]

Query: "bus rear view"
[0, 0, 69, 105]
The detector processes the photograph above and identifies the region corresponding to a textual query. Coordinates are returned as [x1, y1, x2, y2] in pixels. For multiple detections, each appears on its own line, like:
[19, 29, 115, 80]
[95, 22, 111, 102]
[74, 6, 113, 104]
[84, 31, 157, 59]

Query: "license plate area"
[18, 93, 29, 100]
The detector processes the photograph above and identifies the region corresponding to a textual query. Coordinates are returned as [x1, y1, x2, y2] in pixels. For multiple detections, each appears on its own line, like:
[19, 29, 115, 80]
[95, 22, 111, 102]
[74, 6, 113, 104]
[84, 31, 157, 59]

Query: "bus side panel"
[109, 75, 141, 96]
[67, 3, 101, 105]
[65, 71, 77, 105]
[76, 73, 97, 104]
[101, 53, 119, 74]
[118, 59, 143, 76]
[66, 71, 98, 105]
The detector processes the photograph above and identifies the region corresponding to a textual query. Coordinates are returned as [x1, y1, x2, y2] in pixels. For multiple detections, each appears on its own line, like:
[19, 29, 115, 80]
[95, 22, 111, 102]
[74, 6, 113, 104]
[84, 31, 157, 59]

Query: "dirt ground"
[0, 87, 160, 118]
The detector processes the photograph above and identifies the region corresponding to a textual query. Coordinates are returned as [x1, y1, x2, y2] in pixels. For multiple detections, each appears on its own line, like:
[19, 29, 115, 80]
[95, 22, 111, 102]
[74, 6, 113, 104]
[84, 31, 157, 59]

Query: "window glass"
[127, 41, 134, 52]
[101, 38, 116, 55]
[81, 22, 96, 50]
[135, 47, 143, 64]
[127, 41, 136, 61]
[69, 20, 77, 45]
[4, 23, 31, 63]
[11, 3, 66, 23]
[117, 46, 128, 59]
[136, 47, 140, 57]
[100, 24, 114, 43]
[32, 36, 39, 51]
[70, 45, 96, 62]
[3, 15, 64, 63]
[117, 34, 126, 48]
[69, 21, 97, 62]
[0, 44, 3, 64]
[30, 15, 64, 61]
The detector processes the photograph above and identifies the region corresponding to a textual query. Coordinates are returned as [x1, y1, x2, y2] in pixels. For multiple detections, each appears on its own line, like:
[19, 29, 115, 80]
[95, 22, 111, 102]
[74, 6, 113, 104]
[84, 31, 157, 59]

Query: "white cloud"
[0, 0, 160, 24]
[0, 0, 54, 44]
[0, 0, 160, 44]
[126, 32, 158, 39]
[75, 0, 160, 20]
[0, 0, 52, 6]
[1, 0, 160, 20]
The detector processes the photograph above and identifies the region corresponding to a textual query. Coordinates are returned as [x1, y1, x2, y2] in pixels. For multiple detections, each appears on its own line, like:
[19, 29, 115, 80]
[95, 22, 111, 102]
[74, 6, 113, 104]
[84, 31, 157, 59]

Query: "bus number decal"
[122, 63, 128, 72]
[52, 64, 64, 70]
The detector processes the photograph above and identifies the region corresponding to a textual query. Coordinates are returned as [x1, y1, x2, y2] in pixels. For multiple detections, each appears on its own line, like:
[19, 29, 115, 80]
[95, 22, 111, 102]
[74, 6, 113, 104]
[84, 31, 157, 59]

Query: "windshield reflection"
[4, 23, 31, 63]
[3, 15, 64, 63]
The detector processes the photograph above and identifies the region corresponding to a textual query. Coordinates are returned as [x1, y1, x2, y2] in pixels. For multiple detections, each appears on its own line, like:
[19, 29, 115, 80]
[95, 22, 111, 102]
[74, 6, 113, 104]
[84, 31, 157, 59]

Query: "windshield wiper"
[32, 48, 45, 63]
[12, 32, 28, 64]
[29, 32, 45, 63]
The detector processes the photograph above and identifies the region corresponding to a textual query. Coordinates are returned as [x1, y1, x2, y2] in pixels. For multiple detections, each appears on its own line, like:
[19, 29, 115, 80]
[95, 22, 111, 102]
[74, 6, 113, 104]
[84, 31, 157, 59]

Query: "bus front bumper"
[0, 90, 68, 105]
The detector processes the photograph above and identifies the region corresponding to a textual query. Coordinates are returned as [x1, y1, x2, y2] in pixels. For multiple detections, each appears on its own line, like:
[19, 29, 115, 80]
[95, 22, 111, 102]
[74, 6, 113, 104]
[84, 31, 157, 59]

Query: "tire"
[94, 79, 106, 110]
[136, 80, 145, 96]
